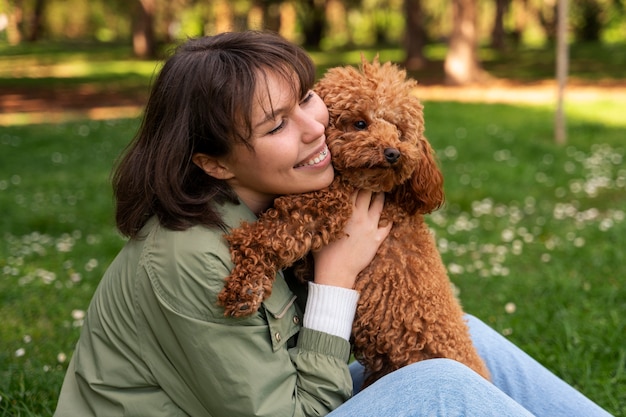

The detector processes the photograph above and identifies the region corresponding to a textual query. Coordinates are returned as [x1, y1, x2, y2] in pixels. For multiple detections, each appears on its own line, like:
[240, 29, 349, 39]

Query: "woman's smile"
[295, 144, 331, 169]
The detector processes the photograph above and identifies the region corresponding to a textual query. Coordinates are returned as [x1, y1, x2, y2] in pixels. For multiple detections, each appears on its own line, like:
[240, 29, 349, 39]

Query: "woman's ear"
[192, 153, 235, 180]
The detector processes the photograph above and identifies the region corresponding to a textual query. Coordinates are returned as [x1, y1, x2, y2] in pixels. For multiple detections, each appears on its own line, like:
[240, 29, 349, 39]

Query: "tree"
[490, 0, 509, 50]
[573, 0, 602, 41]
[511, 0, 529, 46]
[537, 0, 558, 42]
[444, 0, 485, 85]
[2, 0, 23, 45]
[403, 0, 428, 70]
[299, 0, 327, 48]
[133, 0, 157, 59]
[251, 0, 282, 33]
[2, 0, 47, 43]
[25, 0, 45, 41]
[555, 0, 569, 144]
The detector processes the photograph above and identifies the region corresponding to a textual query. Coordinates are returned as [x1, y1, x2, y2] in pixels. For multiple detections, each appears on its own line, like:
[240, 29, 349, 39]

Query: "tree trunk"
[537, 1, 557, 42]
[511, 0, 529, 46]
[278, 1, 298, 41]
[214, 0, 234, 33]
[256, 0, 282, 33]
[3, 0, 23, 45]
[444, 0, 485, 85]
[555, 0, 568, 144]
[133, 0, 157, 59]
[300, 0, 326, 48]
[26, 0, 45, 42]
[574, 0, 602, 42]
[403, 0, 428, 70]
[162, 0, 177, 43]
[490, 0, 509, 50]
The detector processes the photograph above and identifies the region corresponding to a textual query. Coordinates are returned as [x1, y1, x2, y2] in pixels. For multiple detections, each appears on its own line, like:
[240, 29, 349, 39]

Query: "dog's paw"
[219, 265, 274, 317]
[220, 286, 266, 317]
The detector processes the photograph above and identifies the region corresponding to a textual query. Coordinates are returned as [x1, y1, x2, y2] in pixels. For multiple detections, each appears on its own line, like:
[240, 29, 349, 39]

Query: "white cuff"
[303, 282, 359, 341]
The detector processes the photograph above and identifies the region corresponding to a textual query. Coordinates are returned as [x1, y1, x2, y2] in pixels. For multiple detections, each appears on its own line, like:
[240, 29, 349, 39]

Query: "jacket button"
[275, 332, 281, 342]
[293, 316, 300, 325]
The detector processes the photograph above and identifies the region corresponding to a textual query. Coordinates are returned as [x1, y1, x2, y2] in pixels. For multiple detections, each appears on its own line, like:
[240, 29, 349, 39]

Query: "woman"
[54, 31, 611, 417]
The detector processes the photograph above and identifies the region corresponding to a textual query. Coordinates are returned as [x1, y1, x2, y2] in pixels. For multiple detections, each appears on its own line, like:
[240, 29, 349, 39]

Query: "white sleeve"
[303, 282, 359, 341]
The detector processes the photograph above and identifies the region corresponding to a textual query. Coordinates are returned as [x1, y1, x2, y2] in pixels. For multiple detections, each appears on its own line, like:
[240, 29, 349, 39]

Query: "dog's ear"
[392, 140, 444, 215]
[360, 53, 381, 76]
[360, 52, 379, 67]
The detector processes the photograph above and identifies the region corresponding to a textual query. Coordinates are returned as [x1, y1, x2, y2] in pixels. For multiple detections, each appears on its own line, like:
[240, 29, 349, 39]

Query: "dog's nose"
[384, 148, 401, 164]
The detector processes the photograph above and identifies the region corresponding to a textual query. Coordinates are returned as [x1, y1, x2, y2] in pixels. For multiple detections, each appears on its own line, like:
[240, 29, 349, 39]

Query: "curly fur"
[218, 57, 490, 387]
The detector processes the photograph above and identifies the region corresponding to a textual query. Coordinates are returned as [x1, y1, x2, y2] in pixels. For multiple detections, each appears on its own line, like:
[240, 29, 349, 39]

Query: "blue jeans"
[329, 315, 612, 417]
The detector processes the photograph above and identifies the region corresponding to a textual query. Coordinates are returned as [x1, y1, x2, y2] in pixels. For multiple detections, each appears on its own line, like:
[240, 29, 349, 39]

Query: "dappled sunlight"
[2, 58, 160, 79]
[416, 81, 626, 106]
[0, 106, 143, 126]
[566, 101, 626, 127]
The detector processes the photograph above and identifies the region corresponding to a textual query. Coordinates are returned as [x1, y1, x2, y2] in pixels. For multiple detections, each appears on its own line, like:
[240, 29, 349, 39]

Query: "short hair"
[113, 31, 316, 237]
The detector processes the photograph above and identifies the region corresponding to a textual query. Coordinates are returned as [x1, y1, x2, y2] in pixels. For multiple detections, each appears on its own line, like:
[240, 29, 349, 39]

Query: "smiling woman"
[52, 30, 391, 417]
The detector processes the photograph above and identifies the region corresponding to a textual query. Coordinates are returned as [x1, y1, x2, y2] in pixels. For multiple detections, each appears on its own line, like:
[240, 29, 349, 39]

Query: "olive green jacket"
[54, 201, 353, 417]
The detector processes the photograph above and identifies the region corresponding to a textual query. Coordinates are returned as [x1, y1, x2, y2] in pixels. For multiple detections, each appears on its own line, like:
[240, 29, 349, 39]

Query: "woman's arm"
[136, 230, 356, 416]
[139, 191, 391, 416]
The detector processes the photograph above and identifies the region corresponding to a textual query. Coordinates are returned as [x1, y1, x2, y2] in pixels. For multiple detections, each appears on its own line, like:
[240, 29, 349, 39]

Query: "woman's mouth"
[295, 145, 330, 168]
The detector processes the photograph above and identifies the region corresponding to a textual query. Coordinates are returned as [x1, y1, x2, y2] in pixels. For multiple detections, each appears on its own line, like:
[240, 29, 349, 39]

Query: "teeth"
[296, 147, 329, 167]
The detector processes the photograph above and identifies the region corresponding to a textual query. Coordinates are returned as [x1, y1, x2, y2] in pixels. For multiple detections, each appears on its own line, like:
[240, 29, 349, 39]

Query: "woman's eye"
[300, 91, 314, 104]
[354, 120, 368, 130]
[268, 119, 286, 135]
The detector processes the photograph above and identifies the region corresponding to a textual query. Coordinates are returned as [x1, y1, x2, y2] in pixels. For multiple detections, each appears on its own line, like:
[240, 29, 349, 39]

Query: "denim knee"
[337, 358, 534, 417]
[353, 358, 481, 396]
[384, 358, 481, 389]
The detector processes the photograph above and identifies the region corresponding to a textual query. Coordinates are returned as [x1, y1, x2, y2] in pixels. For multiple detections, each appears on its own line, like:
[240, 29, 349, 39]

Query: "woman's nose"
[297, 108, 326, 142]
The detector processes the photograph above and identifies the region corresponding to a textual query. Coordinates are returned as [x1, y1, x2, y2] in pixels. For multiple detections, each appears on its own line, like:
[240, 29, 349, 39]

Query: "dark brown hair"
[113, 31, 316, 238]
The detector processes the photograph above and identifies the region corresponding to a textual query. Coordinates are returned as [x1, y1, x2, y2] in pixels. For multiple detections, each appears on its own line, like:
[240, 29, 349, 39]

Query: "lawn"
[0, 41, 625, 416]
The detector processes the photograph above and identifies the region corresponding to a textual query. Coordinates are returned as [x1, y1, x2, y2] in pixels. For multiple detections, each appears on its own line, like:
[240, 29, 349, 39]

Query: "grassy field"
[1, 41, 625, 415]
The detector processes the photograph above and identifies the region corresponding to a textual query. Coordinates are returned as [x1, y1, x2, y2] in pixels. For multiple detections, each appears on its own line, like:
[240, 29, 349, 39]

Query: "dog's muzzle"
[384, 148, 401, 164]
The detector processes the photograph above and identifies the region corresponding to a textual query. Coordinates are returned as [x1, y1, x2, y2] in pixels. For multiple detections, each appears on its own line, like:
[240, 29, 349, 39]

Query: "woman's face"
[223, 71, 333, 213]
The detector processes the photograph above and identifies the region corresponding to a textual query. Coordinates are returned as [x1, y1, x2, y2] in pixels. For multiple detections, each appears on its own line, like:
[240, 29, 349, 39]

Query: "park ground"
[2, 77, 626, 125]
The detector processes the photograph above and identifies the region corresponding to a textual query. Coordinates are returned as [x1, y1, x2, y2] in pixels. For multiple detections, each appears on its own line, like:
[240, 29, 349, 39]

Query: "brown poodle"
[218, 57, 490, 387]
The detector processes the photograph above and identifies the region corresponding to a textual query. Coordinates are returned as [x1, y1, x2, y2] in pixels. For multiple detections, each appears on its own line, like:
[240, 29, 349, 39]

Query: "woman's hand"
[312, 190, 392, 289]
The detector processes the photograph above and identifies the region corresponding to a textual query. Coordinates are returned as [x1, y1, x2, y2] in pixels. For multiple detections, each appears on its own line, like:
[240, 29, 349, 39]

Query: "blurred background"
[3, 0, 625, 72]
[1, 0, 625, 125]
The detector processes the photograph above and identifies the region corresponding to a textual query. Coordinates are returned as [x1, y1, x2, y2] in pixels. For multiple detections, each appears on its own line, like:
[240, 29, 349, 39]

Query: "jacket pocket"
[262, 271, 302, 352]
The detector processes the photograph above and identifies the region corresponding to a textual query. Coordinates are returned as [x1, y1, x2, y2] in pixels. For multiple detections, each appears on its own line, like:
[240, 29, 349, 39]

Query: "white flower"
[71, 309, 86, 320]
[85, 258, 99, 272]
[447, 263, 464, 275]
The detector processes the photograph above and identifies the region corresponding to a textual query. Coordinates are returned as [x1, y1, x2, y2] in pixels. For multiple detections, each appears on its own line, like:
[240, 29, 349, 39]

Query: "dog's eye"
[353, 120, 368, 130]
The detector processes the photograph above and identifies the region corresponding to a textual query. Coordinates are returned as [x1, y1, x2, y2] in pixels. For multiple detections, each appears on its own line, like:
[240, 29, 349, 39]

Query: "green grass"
[1, 99, 624, 415]
[0, 119, 136, 415]
[422, 102, 625, 416]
